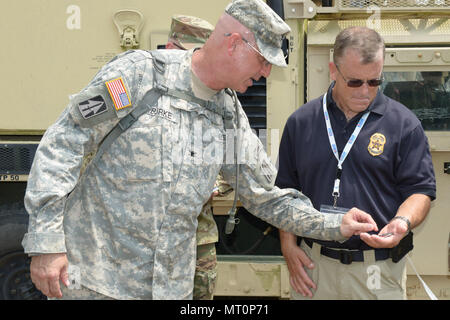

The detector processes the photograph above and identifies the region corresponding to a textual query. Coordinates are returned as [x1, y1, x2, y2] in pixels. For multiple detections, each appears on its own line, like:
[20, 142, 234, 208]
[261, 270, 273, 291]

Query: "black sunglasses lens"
[347, 80, 364, 88]
[347, 79, 383, 87]
[367, 79, 383, 87]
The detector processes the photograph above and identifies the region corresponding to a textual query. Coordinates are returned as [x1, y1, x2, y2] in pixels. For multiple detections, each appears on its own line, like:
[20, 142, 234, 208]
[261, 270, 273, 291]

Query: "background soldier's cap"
[225, 0, 291, 67]
[169, 14, 214, 50]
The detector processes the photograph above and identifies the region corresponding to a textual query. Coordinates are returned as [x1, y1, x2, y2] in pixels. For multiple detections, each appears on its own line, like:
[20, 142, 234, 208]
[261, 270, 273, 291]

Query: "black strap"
[92, 88, 162, 164]
[303, 238, 391, 265]
[150, 50, 232, 120]
[90, 50, 234, 166]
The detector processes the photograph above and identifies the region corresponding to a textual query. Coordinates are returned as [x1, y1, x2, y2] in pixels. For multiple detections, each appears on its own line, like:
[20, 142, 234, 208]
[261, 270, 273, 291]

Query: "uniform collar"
[175, 49, 223, 101]
[326, 81, 387, 116]
[169, 50, 230, 122]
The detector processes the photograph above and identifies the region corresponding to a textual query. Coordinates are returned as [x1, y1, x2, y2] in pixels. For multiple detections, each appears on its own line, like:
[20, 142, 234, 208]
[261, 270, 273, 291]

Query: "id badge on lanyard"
[322, 92, 370, 208]
[320, 204, 350, 214]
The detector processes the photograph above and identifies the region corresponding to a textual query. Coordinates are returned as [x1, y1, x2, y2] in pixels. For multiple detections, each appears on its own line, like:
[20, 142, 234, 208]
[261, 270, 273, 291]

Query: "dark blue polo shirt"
[275, 82, 436, 250]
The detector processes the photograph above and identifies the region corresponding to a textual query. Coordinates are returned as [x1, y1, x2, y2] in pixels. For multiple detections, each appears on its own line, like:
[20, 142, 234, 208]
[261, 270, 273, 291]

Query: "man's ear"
[329, 61, 338, 82]
[226, 33, 241, 56]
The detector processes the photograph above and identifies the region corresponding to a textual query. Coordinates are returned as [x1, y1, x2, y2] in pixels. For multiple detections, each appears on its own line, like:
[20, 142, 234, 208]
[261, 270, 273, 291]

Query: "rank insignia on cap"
[78, 95, 108, 119]
[368, 133, 386, 156]
[105, 77, 131, 110]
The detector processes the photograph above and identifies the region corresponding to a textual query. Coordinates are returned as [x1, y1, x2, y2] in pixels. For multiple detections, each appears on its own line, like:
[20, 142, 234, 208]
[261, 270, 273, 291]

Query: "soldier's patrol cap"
[169, 14, 214, 50]
[225, 0, 291, 67]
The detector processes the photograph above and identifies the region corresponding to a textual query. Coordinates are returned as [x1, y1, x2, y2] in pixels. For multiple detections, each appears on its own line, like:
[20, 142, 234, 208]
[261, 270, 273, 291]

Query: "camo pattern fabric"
[169, 14, 214, 50]
[193, 175, 229, 298]
[215, 173, 233, 196]
[196, 200, 219, 246]
[22, 49, 346, 300]
[193, 242, 217, 300]
[52, 284, 115, 300]
[225, 0, 290, 67]
[196, 173, 231, 246]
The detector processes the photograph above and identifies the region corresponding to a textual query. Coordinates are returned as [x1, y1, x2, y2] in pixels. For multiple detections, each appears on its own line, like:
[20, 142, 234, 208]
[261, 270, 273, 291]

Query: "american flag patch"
[105, 77, 131, 110]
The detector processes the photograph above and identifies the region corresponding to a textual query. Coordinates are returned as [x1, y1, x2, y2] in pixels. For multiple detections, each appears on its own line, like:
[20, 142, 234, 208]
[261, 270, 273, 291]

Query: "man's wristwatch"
[391, 216, 411, 234]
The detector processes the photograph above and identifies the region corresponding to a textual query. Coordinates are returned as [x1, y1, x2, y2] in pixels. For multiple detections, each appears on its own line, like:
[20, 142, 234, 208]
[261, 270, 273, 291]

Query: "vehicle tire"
[0, 213, 45, 300]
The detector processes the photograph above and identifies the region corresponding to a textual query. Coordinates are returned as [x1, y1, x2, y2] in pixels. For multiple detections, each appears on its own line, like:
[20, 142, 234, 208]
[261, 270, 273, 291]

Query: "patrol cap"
[225, 0, 291, 67]
[169, 14, 214, 50]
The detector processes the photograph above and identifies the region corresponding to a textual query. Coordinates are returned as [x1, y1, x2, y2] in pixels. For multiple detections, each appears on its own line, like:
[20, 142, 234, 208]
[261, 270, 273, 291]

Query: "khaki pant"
[290, 240, 407, 300]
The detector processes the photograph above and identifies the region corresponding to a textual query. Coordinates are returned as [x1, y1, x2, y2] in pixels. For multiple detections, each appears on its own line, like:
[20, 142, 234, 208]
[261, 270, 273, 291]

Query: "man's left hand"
[360, 217, 409, 248]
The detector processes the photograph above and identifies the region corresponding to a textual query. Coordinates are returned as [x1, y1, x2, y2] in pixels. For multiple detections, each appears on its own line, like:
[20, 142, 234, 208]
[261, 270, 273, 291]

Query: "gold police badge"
[368, 133, 386, 156]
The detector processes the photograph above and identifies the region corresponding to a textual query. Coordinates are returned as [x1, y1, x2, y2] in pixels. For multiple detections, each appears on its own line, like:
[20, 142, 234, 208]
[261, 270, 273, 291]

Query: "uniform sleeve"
[220, 100, 346, 242]
[396, 124, 436, 201]
[22, 51, 151, 254]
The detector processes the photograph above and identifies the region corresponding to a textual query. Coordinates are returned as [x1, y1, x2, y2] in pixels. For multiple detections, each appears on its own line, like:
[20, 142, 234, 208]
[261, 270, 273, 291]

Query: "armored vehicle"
[0, 0, 449, 299]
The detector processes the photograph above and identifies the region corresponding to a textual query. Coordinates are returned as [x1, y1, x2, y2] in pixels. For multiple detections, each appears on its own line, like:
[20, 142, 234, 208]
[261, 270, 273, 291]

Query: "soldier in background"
[166, 14, 233, 300]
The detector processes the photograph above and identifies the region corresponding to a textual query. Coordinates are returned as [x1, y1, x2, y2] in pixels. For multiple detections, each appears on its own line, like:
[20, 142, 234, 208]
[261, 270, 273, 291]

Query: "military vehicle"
[0, 0, 449, 300]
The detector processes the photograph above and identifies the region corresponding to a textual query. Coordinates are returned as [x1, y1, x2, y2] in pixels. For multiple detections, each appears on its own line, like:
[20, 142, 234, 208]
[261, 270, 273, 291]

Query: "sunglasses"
[336, 64, 383, 88]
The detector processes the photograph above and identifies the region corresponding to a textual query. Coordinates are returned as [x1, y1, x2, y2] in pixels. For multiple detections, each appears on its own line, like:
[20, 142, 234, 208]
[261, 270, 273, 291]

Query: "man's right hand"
[281, 243, 316, 297]
[30, 253, 70, 298]
[340, 207, 378, 238]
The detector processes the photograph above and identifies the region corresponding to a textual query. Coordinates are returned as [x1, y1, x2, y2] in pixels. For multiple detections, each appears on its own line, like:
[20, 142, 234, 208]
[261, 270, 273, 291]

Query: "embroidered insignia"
[105, 77, 131, 110]
[368, 133, 386, 156]
[78, 95, 107, 119]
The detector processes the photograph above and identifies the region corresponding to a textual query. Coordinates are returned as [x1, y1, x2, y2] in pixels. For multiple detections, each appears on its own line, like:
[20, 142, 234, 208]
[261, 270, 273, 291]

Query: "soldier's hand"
[281, 243, 316, 297]
[30, 253, 70, 298]
[209, 188, 219, 201]
[340, 208, 378, 238]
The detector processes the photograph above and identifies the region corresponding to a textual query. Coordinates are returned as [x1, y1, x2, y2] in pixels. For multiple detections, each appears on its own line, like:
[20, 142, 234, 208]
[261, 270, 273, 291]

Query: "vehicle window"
[382, 71, 450, 131]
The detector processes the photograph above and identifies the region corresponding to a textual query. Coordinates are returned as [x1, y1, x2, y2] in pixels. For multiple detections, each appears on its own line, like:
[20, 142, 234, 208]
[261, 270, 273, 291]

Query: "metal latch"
[113, 10, 144, 49]
[284, 0, 317, 19]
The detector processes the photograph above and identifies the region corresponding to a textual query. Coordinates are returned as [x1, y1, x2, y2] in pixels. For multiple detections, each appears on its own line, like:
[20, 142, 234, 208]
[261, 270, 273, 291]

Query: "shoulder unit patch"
[78, 95, 108, 119]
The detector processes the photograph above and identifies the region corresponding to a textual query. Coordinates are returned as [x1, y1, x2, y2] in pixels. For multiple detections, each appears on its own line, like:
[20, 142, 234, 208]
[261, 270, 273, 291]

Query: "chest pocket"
[111, 103, 178, 182]
[171, 98, 225, 205]
[113, 122, 163, 181]
[194, 122, 224, 201]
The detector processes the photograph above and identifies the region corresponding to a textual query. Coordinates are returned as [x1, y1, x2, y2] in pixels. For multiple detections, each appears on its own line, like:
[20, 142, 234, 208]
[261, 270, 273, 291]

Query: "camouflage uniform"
[22, 0, 346, 300]
[168, 14, 219, 300]
[193, 174, 233, 300]
[52, 284, 115, 300]
[193, 200, 218, 300]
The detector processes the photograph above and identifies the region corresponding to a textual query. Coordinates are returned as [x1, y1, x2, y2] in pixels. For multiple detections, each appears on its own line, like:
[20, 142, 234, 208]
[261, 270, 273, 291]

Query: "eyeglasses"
[224, 33, 270, 67]
[168, 41, 185, 50]
[335, 64, 384, 88]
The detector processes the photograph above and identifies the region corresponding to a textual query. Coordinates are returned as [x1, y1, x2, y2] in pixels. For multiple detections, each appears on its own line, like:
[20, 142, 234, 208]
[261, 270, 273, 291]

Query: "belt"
[303, 238, 391, 265]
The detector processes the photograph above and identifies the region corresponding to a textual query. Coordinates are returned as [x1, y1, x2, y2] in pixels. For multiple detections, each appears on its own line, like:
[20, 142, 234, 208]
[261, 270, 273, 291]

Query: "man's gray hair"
[333, 26, 385, 65]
